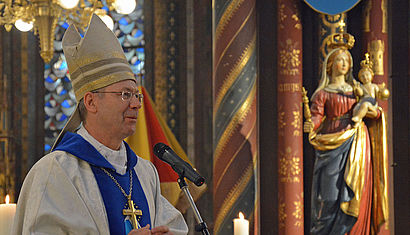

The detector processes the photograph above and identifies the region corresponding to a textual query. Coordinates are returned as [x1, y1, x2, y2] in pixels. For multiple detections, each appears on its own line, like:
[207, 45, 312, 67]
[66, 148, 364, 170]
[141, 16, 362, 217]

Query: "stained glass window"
[44, 1, 144, 153]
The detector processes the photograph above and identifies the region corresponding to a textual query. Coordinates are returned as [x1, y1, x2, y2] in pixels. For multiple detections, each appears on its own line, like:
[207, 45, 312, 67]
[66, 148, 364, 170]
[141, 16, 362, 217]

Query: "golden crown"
[360, 53, 373, 70]
[326, 20, 355, 50]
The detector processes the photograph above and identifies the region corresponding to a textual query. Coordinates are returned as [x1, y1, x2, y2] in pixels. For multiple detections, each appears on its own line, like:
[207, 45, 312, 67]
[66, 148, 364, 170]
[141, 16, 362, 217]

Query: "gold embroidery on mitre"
[74, 72, 135, 102]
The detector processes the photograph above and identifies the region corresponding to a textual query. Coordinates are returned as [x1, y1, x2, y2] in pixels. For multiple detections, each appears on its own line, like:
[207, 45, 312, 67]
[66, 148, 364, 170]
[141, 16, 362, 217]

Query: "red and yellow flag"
[125, 87, 206, 211]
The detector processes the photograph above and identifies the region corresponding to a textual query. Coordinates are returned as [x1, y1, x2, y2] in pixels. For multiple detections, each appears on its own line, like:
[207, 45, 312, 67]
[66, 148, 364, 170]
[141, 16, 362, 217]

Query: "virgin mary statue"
[304, 45, 389, 235]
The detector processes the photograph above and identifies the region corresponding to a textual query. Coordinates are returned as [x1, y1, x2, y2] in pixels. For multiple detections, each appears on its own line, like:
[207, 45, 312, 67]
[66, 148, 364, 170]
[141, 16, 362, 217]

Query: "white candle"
[233, 212, 249, 235]
[0, 195, 17, 235]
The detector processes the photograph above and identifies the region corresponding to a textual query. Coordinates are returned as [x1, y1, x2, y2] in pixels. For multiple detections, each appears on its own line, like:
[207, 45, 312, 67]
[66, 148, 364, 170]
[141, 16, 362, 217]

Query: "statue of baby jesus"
[352, 53, 390, 124]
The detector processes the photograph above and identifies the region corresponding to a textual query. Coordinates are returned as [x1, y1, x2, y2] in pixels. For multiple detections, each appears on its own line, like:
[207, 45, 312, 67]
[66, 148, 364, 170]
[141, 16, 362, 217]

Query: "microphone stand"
[177, 176, 210, 235]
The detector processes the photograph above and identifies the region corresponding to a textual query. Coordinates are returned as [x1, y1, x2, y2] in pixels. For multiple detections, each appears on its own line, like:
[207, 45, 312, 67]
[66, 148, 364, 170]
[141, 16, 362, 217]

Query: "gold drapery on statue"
[367, 109, 389, 231]
[309, 107, 389, 233]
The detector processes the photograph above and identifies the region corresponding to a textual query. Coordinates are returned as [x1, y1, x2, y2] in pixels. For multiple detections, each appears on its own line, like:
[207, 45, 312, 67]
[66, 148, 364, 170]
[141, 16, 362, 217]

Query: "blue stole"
[54, 132, 151, 235]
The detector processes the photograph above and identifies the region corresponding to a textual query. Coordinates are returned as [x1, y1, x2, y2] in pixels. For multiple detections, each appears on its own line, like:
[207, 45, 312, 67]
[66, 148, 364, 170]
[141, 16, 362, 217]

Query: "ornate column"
[152, 0, 185, 140]
[0, 29, 44, 202]
[0, 29, 21, 203]
[362, 0, 389, 111]
[213, 0, 258, 234]
[276, 0, 304, 234]
[363, 1, 391, 234]
[0, 29, 13, 202]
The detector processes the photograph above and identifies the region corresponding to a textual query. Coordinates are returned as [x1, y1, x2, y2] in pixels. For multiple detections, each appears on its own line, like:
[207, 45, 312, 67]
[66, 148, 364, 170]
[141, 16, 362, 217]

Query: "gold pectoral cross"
[123, 196, 142, 229]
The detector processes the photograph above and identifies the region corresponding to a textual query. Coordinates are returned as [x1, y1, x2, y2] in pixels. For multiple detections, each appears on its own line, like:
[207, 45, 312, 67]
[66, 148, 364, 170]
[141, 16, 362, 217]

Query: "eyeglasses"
[92, 90, 143, 103]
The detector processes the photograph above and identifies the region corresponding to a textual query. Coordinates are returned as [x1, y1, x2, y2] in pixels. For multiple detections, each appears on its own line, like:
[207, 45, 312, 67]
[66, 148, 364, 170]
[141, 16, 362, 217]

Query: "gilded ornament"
[382, 0, 387, 33]
[320, 14, 347, 61]
[278, 83, 301, 93]
[279, 3, 287, 29]
[279, 39, 301, 76]
[325, 23, 355, 50]
[321, 14, 344, 29]
[363, 0, 371, 32]
[379, 87, 390, 99]
[278, 147, 301, 183]
[169, 32, 175, 40]
[293, 201, 303, 219]
[368, 40, 385, 75]
[291, 105, 301, 136]
[0, 0, 119, 63]
[278, 202, 286, 228]
[278, 111, 286, 130]
[291, 6, 301, 30]
[292, 193, 304, 227]
[170, 119, 176, 128]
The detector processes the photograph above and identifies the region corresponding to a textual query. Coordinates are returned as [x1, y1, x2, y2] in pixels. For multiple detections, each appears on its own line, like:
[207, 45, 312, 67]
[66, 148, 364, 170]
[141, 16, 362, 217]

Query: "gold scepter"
[302, 87, 312, 133]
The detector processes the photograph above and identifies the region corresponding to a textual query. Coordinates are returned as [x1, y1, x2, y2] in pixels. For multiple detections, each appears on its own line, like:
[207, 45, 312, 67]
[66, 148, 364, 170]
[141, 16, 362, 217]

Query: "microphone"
[153, 143, 205, 186]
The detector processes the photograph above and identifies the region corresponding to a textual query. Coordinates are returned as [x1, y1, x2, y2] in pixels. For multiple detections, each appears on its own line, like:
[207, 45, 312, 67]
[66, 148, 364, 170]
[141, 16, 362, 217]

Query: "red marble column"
[362, 1, 391, 234]
[362, 0, 389, 111]
[276, 0, 304, 234]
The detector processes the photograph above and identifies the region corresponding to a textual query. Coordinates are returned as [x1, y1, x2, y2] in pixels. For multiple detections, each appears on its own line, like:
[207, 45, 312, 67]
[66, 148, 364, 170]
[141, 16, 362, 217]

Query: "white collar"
[77, 126, 127, 175]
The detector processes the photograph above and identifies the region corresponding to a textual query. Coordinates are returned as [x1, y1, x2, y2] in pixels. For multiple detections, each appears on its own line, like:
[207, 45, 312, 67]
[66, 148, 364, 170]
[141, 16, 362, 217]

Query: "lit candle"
[0, 195, 17, 235]
[233, 212, 249, 235]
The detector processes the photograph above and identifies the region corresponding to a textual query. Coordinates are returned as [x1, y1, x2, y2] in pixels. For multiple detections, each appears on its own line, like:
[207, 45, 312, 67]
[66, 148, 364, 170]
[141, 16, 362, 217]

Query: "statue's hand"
[354, 84, 363, 97]
[303, 121, 314, 133]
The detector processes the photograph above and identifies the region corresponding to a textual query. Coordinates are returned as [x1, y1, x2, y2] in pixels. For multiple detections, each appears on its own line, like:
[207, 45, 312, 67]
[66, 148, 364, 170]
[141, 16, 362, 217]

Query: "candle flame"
[5, 194, 10, 204]
[239, 212, 244, 219]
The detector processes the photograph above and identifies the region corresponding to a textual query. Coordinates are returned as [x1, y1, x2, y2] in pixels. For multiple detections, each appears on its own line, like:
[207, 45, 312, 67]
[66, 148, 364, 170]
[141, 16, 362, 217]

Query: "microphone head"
[153, 142, 205, 186]
[153, 142, 168, 159]
[194, 176, 205, 186]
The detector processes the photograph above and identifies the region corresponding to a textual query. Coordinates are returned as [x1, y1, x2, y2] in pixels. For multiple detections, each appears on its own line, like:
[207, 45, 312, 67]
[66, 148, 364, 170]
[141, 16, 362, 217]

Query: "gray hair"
[78, 99, 87, 123]
[77, 90, 105, 123]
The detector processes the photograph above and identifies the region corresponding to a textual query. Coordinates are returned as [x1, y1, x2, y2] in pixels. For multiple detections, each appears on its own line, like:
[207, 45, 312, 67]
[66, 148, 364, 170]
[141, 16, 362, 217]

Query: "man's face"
[96, 80, 141, 140]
